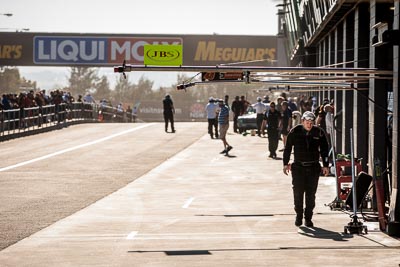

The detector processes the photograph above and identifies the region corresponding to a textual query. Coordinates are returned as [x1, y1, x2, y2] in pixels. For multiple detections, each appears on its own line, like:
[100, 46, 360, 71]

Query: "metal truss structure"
[114, 62, 393, 91]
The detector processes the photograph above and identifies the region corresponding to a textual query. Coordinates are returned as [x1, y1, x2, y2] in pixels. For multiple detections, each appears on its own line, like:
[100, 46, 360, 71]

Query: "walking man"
[205, 97, 219, 139]
[280, 101, 293, 150]
[218, 99, 233, 155]
[283, 111, 330, 227]
[163, 94, 175, 133]
[264, 101, 281, 158]
[252, 97, 267, 136]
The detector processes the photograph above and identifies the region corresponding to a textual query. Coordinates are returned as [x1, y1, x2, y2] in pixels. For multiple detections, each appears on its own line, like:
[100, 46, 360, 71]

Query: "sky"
[1, 0, 280, 90]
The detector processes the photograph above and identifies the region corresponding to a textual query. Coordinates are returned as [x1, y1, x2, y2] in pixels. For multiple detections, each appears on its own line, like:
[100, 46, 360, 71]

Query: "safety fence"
[0, 102, 135, 141]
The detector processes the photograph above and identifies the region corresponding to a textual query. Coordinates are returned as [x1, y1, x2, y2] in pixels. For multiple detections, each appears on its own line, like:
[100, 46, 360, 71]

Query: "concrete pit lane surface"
[0, 122, 399, 266]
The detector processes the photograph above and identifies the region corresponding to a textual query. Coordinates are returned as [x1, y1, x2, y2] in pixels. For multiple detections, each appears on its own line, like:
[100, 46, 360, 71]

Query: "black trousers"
[291, 163, 321, 220]
[163, 112, 174, 131]
[233, 113, 240, 132]
[267, 128, 279, 155]
[207, 118, 218, 138]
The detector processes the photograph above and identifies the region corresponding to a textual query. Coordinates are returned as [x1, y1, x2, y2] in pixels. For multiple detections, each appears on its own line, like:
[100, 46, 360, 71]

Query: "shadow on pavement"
[298, 226, 353, 241]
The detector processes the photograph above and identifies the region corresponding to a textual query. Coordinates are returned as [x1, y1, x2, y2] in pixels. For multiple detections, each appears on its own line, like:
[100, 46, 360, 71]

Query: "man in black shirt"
[163, 94, 175, 133]
[264, 102, 281, 158]
[231, 96, 242, 133]
[283, 111, 329, 227]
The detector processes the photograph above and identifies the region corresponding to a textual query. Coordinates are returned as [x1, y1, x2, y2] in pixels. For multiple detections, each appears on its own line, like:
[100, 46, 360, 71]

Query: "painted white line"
[126, 231, 138, 240]
[211, 156, 220, 163]
[182, 197, 195, 208]
[0, 123, 154, 172]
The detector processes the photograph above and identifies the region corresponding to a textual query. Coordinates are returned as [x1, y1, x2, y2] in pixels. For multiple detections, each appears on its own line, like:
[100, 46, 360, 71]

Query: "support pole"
[328, 127, 343, 210]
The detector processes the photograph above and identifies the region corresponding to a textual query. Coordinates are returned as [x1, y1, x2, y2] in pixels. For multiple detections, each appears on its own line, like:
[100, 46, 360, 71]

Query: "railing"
[0, 102, 133, 141]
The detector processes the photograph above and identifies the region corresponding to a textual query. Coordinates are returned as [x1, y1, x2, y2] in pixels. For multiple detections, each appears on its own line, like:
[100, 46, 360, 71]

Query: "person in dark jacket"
[163, 94, 175, 133]
[264, 101, 281, 158]
[283, 111, 330, 227]
[231, 96, 242, 133]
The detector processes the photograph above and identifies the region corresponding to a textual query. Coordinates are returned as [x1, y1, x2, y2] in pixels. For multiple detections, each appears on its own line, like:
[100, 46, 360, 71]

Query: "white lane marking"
[126, 231, 138, 240]
[182, 197, 195, 208]
[127, 232, 295, 240]
[0, 123, 154, 172]
[211, 156, 220, 163]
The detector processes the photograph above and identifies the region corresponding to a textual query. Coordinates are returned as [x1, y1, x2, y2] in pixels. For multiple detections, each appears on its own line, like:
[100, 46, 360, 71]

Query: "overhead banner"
[0, 32, 279, 67]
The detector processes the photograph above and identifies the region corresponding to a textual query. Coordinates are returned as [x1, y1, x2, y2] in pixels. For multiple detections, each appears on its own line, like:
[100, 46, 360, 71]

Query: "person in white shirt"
[252, 97, 267, 136]
[116, 103, 124, 122]
[205, 97, 219, 139]
[292, 111, 302, 126]
[132, 106, 138, 123]
[324, 104, 334, 143]
[83, 93, 95, 103]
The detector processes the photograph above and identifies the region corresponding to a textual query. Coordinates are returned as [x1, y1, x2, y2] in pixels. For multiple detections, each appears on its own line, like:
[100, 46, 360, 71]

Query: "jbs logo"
[144, 45, 182, 66]
[33, 36, 182, 65]
[147, 50, 177, 59]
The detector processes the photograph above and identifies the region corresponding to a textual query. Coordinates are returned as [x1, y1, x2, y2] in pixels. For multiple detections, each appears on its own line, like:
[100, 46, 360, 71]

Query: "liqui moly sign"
[33, 36, 183, 65]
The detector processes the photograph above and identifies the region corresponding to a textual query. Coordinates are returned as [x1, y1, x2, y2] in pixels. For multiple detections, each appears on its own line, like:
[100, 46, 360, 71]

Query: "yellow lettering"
[215, 48, 223, 61]
[245, 49, 255, 61]
[241, 48, 247, 61]
[0, 45, 23, 59]
[222, 48, 231, 61]
[231, 48, 241, 61]
[268, 48, 276, 61]
[194, 41, 276, 63]
[256, 48, 265, 60]
[2, 45, 11, 58]
[14, 45, 22, 59]
[194, 41, 216, 61]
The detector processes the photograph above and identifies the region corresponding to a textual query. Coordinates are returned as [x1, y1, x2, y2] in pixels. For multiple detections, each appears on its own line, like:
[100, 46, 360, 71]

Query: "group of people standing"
[248, 96, 296, 159]
[207, 94, 331, 228]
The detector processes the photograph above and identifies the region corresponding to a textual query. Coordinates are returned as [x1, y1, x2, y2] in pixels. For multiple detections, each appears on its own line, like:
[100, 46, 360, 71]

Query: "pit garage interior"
[279, 0, 400, 236]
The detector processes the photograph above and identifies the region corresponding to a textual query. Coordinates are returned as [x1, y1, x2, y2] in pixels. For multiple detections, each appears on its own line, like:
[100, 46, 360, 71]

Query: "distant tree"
[153, 86, 168, 101]
[68, 67, 100, 97]
[113, 75, 134, 105]
[0, 67, 21, 94]
[137, 76, 154, 99]
[20, 77, 38, 92]
[94, 75, 112, 101]
[113, 75, 156, 105]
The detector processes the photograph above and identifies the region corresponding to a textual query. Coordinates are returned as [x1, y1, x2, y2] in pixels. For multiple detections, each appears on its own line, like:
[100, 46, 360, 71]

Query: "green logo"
[144, 45, 183, 66]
